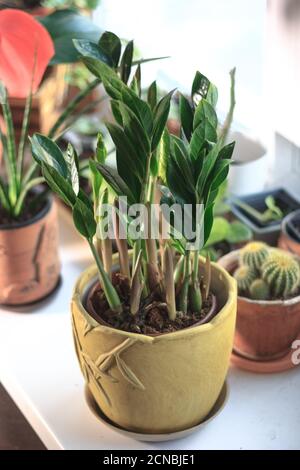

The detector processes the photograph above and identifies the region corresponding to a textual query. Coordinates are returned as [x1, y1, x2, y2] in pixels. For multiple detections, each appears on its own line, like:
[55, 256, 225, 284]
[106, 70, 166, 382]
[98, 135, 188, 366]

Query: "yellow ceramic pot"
[71, 255, 237, 433]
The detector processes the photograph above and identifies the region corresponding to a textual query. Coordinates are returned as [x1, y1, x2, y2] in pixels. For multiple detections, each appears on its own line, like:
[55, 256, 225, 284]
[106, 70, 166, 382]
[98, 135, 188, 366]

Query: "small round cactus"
[249, 279, 270, 301]
[262, 251, 300, 299]
[233, 265, 257, 292]
[240, 242, 269, 270]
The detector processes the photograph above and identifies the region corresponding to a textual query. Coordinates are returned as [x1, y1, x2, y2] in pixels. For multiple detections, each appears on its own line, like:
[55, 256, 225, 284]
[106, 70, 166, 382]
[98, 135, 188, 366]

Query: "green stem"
[189, 250, 202, 313]
[48, 78, 100, 139]
[179, 251, 190, 313]
[89, 239, 122, 313]
[0, 176, 11, 212]
[17, 91, 33, 180]
[13, 177, 44, 217]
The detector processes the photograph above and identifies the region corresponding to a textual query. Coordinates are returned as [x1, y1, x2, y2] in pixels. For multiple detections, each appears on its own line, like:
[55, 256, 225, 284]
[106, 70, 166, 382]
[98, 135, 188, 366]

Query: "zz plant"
[32, 42, 236, 324]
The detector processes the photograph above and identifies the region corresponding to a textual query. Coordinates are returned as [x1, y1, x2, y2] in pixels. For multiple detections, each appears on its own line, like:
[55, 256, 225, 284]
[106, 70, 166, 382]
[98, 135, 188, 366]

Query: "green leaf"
[226, 221, 252, 244]
[179, 93, 193, 141]
[191, 71, 210, 101]
[41, 163, 76, 207]
[171, 136, 194, 187]
[147, 81, 157, 111]
[157, 128, 170, 183]
[39, 9, 101, 64]
[65, 143, 79, 195]
[96, 163, 136, 204]
[72, 198, 96, 240]
[111, 100, 150, 157]
[120, 40, 134, 84]
[89, 159, 102, 205]
[73, 39, 113, 66]
[95, 132, 107, 163]
[196, 143, 220, 197]
[218, 141, 235, 160]
[207, 83, 218, 107]
[190, 121, 217, 159]
[206, 217, 230, 246]
[151, 89, 175, 151]
[203, 204, 215, 246]
[121, 86, 153, 136]
[130, 64, 141, 97]
[193, 99, 218, 130]
[82, 56, 119, 85]
[31, 134, 68, 178]
[98, 31, 121, 67]
[106, 120, 146, 183]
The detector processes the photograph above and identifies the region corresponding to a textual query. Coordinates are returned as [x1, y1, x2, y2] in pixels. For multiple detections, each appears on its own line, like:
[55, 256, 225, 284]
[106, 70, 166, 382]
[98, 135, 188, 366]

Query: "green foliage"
[233, 265, 257, 292]
[261, 250, 300, 299]
[236, 243, 300, 301]
[163, 71, 235, 250]
[240, 242, 269, 271]
[249, 279, 270, 301]
[39, 8, 101, 64]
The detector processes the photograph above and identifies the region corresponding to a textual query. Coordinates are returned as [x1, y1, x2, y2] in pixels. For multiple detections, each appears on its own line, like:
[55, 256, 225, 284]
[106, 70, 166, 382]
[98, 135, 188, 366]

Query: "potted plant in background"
[230, 188, 300, 246]
[32, 42, 237, 434]
[219, 242, 300, 372]
[279, 209, 300, 257]
[0, 9, 61, 305]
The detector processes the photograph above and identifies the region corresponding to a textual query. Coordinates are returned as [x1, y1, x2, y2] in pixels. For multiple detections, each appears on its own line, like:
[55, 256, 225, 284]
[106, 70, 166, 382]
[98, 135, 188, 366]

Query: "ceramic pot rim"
[219, 249, 300, 307]
[71, 253, 237, 344]
[0, 191, 52, 231]
[281, 209, 300, 244]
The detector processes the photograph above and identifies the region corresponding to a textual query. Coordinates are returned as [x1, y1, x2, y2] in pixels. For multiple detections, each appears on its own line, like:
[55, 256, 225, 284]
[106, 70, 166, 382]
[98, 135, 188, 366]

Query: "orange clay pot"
[0, 196, 60, 305]
[219, 250, 300, 361]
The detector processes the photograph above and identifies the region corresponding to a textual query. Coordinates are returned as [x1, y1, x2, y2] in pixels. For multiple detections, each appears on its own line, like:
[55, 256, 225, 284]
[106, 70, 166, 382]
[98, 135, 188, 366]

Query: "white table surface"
[0, 206, 300, 450]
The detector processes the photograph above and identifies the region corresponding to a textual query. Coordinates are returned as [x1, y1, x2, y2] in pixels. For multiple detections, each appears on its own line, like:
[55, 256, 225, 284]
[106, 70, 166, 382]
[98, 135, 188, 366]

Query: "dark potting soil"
[89, 273, 215, 335]
[0, 190, 48, 227]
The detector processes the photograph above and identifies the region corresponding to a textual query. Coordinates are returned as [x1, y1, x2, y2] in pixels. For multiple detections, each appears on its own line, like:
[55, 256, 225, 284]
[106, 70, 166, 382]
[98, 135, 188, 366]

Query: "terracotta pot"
[279, 210, 300, 257]
[0, 196, 60, 305]
[219, 250, 300, 360]
[71, 255, 237, 434]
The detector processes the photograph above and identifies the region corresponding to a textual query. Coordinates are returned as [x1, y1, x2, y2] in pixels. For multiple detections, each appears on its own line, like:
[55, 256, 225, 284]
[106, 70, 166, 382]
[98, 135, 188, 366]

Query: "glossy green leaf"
[121, 86, 153, 136]
[193, 99, 218, 130]
[190, 121, 217, 159]
[31, 134, 68, 178]
[147, 81, 157, 111]
[157, 128, 170, 183]
[41, 163, 76, 207]
[73, 39, 113, 66]
[72, 198, 96, 240]
[151, 89, 175, 151]
[96, 163, 136, 204]
[179, 93, 193, 141]
[65, 143, 79, 195]
[120, 40, 134, 84]
[191, 71, 210, 101]
[98, 31, 121, 67]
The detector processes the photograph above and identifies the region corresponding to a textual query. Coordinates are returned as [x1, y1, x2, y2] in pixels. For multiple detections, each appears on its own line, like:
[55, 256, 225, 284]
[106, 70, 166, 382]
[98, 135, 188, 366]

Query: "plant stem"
[48, 78, 101, 138]
[13, 177, 44, 217]
[219, 67, 236, 146]
[163, 246, 176, 320]
[189, 250, 202, 313]
[89, 239, 122, 313]
[179, 251, 190, 313]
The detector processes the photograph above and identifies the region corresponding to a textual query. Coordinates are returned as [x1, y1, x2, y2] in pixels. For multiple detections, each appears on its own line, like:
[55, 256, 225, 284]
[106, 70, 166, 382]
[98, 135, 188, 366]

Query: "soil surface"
[88, 273, 215, 335]
[0, 190, 48, 227]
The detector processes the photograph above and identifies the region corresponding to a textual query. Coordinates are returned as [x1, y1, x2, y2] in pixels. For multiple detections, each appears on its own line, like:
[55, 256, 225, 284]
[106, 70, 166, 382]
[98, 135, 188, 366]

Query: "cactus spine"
[240, 242, 269, 271]
[261, 251, 300, 299]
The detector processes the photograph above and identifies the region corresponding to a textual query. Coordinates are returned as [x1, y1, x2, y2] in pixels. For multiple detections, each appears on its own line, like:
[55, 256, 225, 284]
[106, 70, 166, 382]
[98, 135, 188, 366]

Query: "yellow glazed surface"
[71, 255, 237, 433]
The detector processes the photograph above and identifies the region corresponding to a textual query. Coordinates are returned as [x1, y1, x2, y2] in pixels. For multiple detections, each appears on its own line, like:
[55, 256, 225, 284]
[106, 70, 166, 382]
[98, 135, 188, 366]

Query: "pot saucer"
[84, 381, 229, 442]
[231, 337, 300, 374]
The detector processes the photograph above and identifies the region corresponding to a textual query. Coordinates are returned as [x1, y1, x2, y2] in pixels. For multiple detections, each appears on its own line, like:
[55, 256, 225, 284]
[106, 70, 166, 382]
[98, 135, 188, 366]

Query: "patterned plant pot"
[71, 256, 237, 434]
